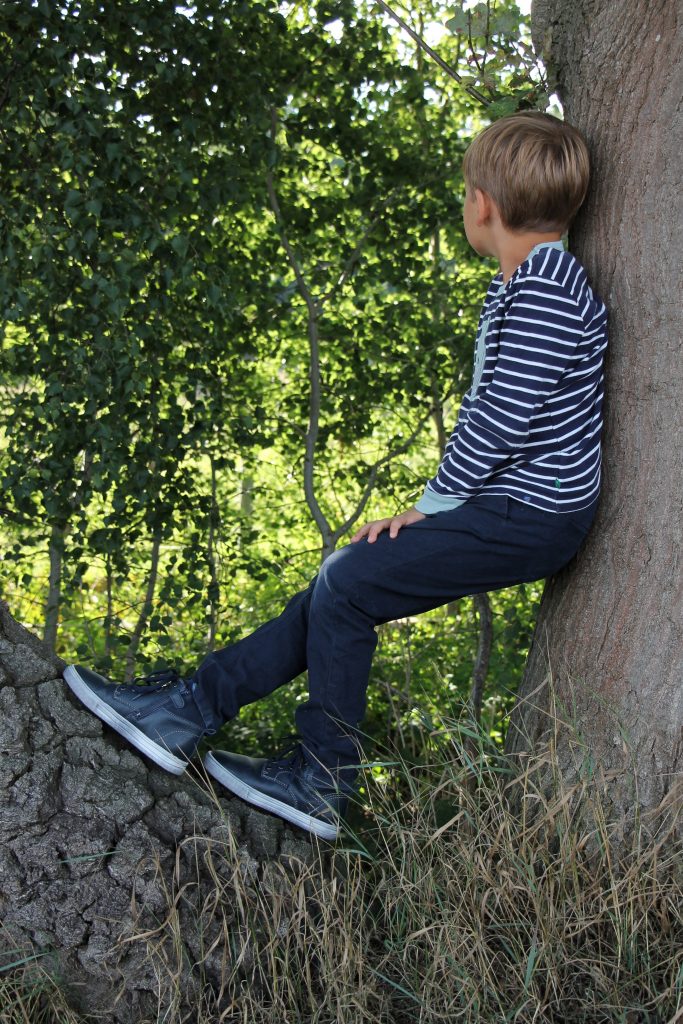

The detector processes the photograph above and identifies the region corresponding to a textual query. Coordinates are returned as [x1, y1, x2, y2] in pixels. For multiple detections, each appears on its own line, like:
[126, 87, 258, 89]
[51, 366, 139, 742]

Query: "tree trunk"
[44, 523, 64, 655]
[506, 0, 682, 842]
[207, 455, 220, 653]
[124, 532, 162, 682]
[470, 592, 493, 724]
[0, 602, 316, 1022]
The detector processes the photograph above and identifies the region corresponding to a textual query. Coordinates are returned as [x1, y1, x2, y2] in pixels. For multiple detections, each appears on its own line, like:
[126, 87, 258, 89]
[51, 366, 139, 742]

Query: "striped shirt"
[415, 241, 608, 515]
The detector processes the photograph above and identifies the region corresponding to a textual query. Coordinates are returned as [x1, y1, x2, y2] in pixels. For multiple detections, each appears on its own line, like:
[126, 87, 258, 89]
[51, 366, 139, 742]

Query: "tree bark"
[506, 0, 682, 843]
[0, 602, 315, 1022]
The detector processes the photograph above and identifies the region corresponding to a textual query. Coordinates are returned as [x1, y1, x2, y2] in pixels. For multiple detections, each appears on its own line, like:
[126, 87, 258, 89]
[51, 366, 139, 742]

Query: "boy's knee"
[317, 544, 361, 599]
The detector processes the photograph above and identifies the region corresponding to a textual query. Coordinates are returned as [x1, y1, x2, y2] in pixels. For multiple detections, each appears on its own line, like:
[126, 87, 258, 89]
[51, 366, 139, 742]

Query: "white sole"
[63, 665, 187, 776]
[204, 751, 339, 840]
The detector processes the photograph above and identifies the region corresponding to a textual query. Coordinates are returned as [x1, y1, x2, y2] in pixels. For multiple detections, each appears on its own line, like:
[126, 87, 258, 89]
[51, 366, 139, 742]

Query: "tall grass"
[127, 704, 683, 1024]
[3, 702, 681, 1023]
[0, 949, 82, 1024]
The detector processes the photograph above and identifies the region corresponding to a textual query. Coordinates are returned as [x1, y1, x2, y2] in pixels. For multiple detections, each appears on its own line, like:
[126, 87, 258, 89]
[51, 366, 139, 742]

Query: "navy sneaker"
[204, 741, 354, 840]
[63, 664, 214, 775]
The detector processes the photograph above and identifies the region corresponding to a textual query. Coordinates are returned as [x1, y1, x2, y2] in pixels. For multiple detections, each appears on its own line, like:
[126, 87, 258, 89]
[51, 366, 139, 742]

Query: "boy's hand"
[351, 507, 426, 544]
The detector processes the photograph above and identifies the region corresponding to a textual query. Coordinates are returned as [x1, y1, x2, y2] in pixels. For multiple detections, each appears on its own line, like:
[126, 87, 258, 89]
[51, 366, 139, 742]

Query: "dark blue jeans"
[191, 495, 597, 775]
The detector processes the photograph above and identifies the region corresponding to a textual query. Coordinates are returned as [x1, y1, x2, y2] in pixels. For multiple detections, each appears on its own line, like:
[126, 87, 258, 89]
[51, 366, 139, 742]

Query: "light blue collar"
[526, 240, 565, 260]
[494, 240, 565, 292]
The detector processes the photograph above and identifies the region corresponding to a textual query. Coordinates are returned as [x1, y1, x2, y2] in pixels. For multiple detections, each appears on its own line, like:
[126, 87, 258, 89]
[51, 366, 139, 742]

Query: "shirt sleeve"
[419, 275, 585, 506]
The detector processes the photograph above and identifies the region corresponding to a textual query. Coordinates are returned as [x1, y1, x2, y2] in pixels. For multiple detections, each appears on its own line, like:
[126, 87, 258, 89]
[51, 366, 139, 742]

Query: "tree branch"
[332, 401, 438, 543]
[319, 189, 400, 305]
[265, 108, 332, 550]
[373, 0, 491, 106]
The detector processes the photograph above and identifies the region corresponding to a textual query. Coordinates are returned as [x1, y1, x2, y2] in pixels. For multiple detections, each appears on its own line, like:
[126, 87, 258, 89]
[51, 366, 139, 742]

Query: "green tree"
[1, 0, 540, 736]
[1, 0, 290, 653]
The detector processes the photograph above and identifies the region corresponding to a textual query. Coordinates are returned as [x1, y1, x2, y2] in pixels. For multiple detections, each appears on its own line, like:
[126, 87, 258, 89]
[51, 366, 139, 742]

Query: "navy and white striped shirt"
[416, 241, 608, 515]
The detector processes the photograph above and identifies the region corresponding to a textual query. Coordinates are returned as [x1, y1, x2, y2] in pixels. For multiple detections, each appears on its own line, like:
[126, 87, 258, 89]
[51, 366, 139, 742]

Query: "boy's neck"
[495, 230, 563, 283]
[465, 188, 564, 283]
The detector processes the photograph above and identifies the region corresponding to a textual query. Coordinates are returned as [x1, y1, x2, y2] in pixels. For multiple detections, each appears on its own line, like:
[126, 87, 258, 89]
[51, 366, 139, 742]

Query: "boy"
[64, 111, 607, 841]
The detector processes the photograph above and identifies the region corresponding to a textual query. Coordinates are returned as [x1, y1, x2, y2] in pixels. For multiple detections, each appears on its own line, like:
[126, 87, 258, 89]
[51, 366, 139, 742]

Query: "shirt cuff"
[414, 484, 467, 515]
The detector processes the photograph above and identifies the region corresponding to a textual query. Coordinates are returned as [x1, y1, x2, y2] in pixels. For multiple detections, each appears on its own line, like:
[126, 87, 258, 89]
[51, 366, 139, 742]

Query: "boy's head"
[462, 111, 590, 233]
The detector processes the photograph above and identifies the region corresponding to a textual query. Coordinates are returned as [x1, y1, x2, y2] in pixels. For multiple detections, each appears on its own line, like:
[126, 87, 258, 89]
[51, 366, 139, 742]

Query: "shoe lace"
[272, 735, 308, 769]
[132, 668, 182, 688]
[271, 738, 343, 790]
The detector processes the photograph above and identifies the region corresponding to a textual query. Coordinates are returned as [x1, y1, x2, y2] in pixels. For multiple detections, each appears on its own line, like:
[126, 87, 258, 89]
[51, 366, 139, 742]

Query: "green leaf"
[445, 10, 469, 34]
[171, 234, 189, 258]
[487, 95, 521, 119]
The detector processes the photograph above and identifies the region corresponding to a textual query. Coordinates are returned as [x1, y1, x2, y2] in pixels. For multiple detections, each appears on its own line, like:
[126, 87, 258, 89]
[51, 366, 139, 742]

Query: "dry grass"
[3, 701, 681, 1023]
[0, 950, 82, 1024]
[125, 705, 682, 1024]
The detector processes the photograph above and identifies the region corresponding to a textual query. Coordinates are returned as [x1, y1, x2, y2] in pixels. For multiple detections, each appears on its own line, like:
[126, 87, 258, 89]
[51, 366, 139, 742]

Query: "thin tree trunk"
[207, 456, 220, 654]
[431, 379, 448, 458]
[124, 532, 162, 682]
[266, 110, 437, 565]
[240, 473, 254, 518]
[43, 523, 63, 654]
[42, 450, 93, 654]
[104, 552, 113, 659]
[239, 460, 254, 556]
[470, 592, 493, 723]
[430, 227, 449, 457]
[265, 113, 333, 562]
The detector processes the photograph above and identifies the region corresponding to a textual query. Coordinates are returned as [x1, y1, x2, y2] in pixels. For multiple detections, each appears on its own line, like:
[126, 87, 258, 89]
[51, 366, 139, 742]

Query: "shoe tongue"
[170, 688, 186, 708]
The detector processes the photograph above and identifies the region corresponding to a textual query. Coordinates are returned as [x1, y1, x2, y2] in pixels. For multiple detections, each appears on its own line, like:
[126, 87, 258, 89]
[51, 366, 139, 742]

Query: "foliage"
[444, 0, 550, 115]
[1, 0, 548, 740]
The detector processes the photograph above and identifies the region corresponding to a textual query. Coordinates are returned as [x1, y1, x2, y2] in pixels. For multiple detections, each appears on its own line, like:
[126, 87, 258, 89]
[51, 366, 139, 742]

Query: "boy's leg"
[195, 493, 595, 750]
[292, 494, 595, 773]
[63, 579, 320, 775]
[203, 495, 595, 836]
[189, 580, 317, 728]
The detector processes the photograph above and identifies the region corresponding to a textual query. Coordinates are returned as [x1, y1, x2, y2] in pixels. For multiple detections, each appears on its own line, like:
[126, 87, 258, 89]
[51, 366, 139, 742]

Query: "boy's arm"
[418, 277, 586, 508]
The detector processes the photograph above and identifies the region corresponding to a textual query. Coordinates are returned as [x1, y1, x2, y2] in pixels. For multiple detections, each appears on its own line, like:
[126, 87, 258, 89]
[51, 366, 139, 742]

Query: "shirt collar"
[526, 240, 565, 260]
[494, 240, 565, 293]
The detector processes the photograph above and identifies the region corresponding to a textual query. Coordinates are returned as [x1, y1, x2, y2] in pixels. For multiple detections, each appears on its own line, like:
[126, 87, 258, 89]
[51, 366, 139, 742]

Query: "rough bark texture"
[0, 602, 316, 1022]
[507, 0, 682, 839]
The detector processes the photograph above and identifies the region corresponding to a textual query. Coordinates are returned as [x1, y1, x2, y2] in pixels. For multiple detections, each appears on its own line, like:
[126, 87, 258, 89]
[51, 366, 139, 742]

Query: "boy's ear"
[474, 188, 493, 225]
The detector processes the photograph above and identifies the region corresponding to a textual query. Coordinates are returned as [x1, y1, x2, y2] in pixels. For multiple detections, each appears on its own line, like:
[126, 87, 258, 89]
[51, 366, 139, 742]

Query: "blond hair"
[462, 111, 590, 232]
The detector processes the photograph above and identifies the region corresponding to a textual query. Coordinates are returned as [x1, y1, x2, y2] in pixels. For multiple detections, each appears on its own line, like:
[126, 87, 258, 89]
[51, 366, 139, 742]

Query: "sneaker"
[204, 741, 353, 840]
[63, 664, 214, 775]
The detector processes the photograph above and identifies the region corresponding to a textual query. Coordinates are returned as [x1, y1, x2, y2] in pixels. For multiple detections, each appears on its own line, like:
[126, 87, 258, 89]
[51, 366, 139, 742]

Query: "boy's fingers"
[352, 523, 375, 543]
[353, 516, 404, 544]
[367, 519, 391, 543]
[389, 514, 408, 539]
